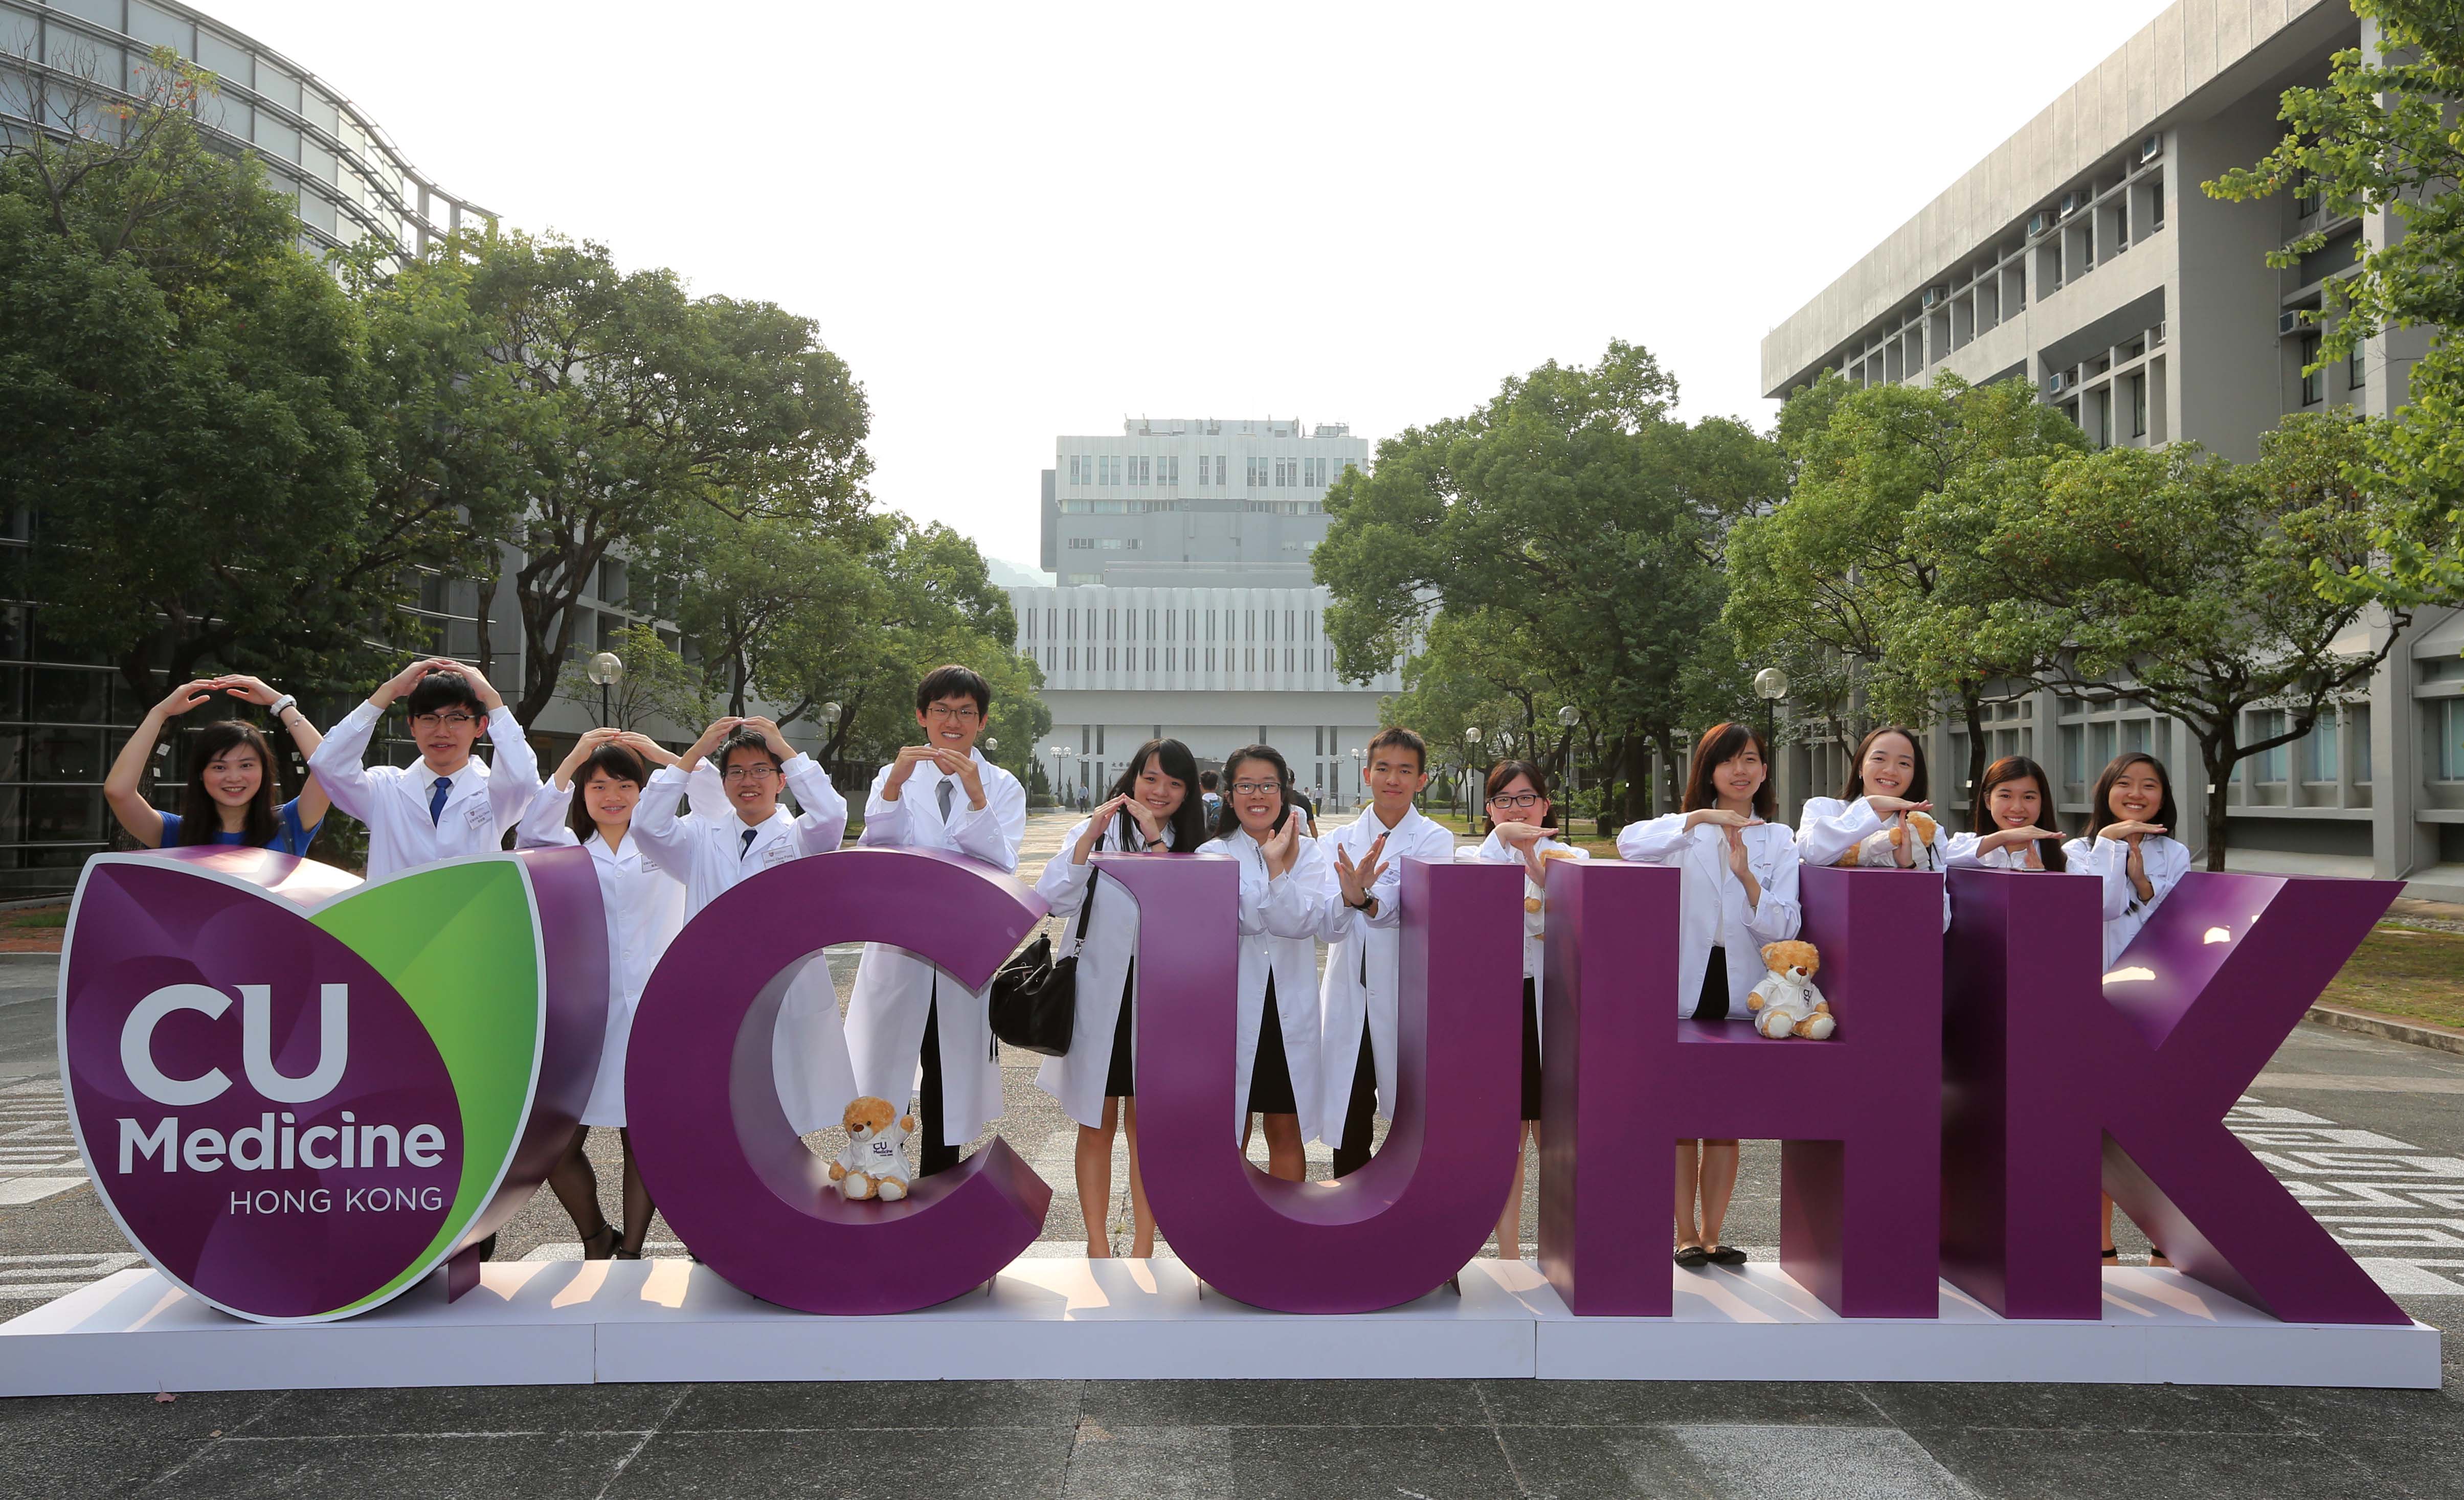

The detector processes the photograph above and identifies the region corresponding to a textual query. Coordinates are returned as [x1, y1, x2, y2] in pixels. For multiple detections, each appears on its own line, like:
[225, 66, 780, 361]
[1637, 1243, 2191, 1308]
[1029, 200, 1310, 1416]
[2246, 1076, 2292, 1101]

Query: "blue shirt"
[158, 798, 320, 857]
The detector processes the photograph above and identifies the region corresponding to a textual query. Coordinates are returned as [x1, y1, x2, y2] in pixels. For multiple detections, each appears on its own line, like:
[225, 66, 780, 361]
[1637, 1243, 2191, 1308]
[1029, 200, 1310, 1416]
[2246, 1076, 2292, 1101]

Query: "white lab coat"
[632, 754, 853, 1133]
[1797, 794, 1952, 932]
[1946, 832, 2068, 872]
[1616, 815, 1803, 1018]
[843, 752, 1028, 1145]
[1315, 805, 1460, 1145]
[1031, 814, 1183, 1130]
[309, 699, 542, 880]
[1209, 823, 1336, 1144]
[2059, 833, 2193, 967]
[1460, 829, 1591, 1039]
[514, 783, 686, 1126]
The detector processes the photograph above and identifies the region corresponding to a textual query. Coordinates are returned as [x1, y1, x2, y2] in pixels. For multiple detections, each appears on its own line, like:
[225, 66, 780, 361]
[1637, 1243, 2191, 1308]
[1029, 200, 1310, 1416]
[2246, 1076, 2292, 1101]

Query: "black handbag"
[988, 870, 1096, 1057]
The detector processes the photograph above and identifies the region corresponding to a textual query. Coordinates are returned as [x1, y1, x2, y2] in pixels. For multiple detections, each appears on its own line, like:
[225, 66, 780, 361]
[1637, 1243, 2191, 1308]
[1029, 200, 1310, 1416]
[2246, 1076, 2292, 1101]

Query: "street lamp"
[1558, 703, 1581, 815]
[1348, 745, 1363, 812]
[586, 651, 623, 727]
[1753, 666, 1790, 746]
[1464, 725, 1484, 819]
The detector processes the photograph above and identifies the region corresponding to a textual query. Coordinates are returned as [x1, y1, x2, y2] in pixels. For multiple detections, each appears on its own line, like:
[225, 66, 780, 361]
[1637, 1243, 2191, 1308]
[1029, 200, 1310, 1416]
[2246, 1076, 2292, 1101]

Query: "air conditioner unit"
[2047, 371, 2071, 395]
[2139, 133, 2163, 164]
[1921, 285, 1948, 308]
[2060, 191, 2084, 218]
[2152, 320, 2167, 346]
[2279, 310, 2302, 336]
[2028, 210, 2055, 237]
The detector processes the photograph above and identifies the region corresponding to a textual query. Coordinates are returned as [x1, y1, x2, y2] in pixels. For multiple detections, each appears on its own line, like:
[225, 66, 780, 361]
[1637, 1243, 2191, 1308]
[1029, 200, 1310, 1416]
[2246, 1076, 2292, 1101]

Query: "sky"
[206, 0, 2186, 576]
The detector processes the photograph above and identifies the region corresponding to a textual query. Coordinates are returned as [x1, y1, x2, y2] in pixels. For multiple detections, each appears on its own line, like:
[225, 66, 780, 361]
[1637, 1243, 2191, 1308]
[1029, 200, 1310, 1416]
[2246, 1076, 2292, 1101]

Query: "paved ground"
[4, 810, 2463, 1496]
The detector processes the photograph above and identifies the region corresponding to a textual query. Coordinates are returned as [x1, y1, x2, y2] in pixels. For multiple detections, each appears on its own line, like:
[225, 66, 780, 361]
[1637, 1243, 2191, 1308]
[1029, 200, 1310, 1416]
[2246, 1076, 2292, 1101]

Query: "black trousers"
[1332, 1025, 1378, 1178]
[918, 988, 959, 1177]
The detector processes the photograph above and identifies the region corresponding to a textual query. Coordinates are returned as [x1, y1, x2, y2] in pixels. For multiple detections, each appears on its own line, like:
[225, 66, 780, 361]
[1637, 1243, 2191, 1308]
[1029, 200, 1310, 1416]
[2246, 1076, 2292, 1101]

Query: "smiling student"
[308, 657, 541, 880]
[1617, 722, 1803, 1268]
[632, 714, 855, 1135]
[1207, 744, 1333, 1181]
[105, 676, 329, 854]
[1465, 759, 1589, 1260]
[517, 728, 685, 1259]
[1318, 726, 1458, 1179]
[1796, 725, 1950, 873]
[1034, 738, 1209, 1257]
[1947, 757, 2069, 872]
[845, 666, 1029, 1178]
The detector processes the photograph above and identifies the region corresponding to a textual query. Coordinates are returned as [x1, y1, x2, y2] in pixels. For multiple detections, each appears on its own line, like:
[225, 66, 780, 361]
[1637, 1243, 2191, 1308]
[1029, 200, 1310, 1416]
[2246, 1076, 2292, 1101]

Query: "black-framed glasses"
[1230, 780, 1282, 798]
[722, 764, 779, 782]
[409, 712, 477, 730]
[924, 704, 981, 723]
[1487, 791, 1543, 809]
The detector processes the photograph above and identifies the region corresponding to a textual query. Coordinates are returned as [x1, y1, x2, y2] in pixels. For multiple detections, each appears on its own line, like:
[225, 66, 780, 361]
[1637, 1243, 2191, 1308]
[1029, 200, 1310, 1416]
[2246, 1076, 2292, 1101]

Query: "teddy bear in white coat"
[827, 1095, 916, 1201]
[1745, 940, 1835, 1040]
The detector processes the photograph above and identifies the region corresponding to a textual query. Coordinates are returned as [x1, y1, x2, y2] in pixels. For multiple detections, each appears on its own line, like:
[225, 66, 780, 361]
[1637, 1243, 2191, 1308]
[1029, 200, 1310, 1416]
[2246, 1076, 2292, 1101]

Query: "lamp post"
[586, 651, 624, 728]
[1464, 725, 1484, 821]
[1557, 703, 1581, 815]
[1753, 666, 1790, 747]
[1348, 745, 1363, 813]
[1049, 743, 1068, 807]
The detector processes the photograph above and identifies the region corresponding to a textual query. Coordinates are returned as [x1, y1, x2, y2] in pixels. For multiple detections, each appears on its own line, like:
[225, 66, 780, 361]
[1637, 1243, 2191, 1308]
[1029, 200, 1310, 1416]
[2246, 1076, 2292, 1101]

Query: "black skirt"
[1104, 960, 1136, 1099]
[1520, 977, 1543, 1121]
[1248, 974, 1300, 1116]
[1695, 946, 1730, 1022]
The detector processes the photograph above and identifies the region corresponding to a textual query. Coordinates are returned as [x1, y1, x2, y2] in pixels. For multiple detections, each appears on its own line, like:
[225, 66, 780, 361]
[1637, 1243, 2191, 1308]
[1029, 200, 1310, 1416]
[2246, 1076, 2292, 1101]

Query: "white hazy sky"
[207, 0, 2181, 573]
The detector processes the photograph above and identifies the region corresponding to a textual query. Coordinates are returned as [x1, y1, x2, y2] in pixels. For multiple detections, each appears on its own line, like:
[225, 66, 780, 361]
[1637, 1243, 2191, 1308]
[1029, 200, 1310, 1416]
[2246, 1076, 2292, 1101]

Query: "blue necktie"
[429, 776, 452, 826]
[937, 779, 954, 820]
[740, 827, 758, 860]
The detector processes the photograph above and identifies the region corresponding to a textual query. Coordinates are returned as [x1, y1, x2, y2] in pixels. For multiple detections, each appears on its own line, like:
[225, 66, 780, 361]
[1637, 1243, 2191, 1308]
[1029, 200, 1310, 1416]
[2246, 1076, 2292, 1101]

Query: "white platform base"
[0, 1258, 2437, 1395]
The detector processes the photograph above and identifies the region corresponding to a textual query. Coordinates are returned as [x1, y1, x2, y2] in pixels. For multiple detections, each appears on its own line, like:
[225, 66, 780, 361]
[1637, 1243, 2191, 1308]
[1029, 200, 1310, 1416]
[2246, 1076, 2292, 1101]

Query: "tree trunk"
[474, 570, 498, 685]
[1618, 732, 1652, 826]
[2201, 734, 2234, 873]
[1963, 694, 1988, 823]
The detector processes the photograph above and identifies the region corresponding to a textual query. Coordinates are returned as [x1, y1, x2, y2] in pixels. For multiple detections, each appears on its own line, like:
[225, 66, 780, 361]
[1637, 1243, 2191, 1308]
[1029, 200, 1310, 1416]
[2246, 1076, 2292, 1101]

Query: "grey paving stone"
[1907, 1427, 2384, 1500]
[235, 1382, 689, 1438]
[1670, 1424, 1975, 1500]
[1224, 1423, 1522, 1500]
[666, 1379, 1081, 1433]
[1058, 1422, 1232, 1499]
[1494, 1424, 1726, 1499]
[1854, 1380, 2303, 1435]
[1078, 1377, 1489, 1428]
[2316, 1417, 2464, 1499]
[604, 1424, 1073, 1498]
[0, 1389, 287, 1444]
[144, 1430, 645, 1500]
[0, 1435, 207, 1499]
[1479, 1378, 1889, 1428]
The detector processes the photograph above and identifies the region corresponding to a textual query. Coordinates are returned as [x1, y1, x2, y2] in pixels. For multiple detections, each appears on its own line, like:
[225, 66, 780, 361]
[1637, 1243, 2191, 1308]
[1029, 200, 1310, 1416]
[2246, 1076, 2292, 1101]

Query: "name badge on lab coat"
[463, 800, 492, 833]
[759, 839, 793, 868]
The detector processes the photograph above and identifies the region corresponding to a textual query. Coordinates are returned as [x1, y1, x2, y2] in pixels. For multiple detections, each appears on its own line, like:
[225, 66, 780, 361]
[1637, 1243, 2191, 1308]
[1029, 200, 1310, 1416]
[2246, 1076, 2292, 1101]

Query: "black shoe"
[581, 1223, 618, 1261]
[1673, 1245, 1710, 1268]
[1706, 1245, 1748, 1266]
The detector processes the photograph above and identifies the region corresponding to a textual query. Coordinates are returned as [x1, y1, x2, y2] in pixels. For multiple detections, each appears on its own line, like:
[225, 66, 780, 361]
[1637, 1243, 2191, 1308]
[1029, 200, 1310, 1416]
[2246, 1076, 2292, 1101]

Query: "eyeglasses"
[925, 705, 981, 724]
[409, 712, 477, 730]
[721, 765, 779, 783]
[1230, 781, 1282, 797]
[1487, 792, 1543, 809]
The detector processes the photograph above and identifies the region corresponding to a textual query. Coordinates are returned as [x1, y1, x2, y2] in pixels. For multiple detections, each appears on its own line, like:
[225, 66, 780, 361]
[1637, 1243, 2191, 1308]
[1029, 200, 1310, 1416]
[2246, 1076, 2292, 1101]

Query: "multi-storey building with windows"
[1015, 419, 1399, 805]
[1759, 0, 2463, 899]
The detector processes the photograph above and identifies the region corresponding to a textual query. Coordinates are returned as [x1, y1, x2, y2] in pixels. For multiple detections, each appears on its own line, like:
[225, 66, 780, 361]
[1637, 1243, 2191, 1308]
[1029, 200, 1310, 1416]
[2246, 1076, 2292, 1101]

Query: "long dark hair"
[1107, 738, 1209, 852]
[1972, 755, 2066, 871]
[2088, 751, 2179, 838]
[1482, 759, 1553, 834]
[564, 741, 650, 842]
[1840, 724, 1929, 804]
[1682, 722, 1777, 820]
[176, 719, 283, 848]
[1214, 744, 1296, 840]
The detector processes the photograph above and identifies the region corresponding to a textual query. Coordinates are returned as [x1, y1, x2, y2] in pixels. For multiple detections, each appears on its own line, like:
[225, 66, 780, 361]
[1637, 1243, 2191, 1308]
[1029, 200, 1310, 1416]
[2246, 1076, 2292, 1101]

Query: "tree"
[2207, 2, 2464, 606]
[553, 623, 710, 734]
[1726, 371, 2087, 796]
[1946, 413, 2411, 870]
[374, 229, 875, 725]
[0, 50, 422, 709]
[1315, 341, 1784, 825]
[663, 506, 886, 716]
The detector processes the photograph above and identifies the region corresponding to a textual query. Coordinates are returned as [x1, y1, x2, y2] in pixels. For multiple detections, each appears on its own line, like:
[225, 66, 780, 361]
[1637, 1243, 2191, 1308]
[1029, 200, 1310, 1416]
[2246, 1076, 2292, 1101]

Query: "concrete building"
[1015, 419, 1399, 806]
[1759, 0, 2463, 900]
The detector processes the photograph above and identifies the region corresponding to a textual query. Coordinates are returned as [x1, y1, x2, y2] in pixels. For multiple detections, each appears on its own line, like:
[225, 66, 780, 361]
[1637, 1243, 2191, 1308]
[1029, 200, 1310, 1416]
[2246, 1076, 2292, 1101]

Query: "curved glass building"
[0, 0, 488, 259]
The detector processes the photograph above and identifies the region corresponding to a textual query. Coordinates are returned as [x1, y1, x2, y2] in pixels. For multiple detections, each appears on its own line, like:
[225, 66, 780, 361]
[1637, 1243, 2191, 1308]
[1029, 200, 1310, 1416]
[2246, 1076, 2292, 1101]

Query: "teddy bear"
[1745, 940, 1834, 1040]
[1522, 845, 1585, 913]
[827, 1096, 916, 1201]
[1839, 810, 1938, 870]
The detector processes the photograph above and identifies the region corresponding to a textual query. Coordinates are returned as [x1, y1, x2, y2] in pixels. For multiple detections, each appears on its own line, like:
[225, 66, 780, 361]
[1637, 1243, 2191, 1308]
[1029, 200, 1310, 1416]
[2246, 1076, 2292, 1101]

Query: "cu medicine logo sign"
[59, 842, 2415, 1330]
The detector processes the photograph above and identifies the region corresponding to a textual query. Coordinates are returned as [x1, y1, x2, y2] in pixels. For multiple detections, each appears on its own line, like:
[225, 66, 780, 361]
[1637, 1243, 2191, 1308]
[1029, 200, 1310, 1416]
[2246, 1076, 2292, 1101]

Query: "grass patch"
[0, 906, 64, 930]
[2321, 925, 2464, 1031]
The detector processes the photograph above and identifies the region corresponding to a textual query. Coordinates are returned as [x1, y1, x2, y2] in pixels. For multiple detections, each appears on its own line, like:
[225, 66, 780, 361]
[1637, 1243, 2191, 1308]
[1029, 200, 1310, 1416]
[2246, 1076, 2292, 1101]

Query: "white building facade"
[1758, 0, 2463, 900]
[1015, 419, 1399, 806]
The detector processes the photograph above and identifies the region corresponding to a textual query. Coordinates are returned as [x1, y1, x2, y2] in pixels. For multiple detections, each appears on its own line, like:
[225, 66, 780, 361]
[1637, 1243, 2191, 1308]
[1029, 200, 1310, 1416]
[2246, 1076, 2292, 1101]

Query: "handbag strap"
[1066, 865, 1101, 955]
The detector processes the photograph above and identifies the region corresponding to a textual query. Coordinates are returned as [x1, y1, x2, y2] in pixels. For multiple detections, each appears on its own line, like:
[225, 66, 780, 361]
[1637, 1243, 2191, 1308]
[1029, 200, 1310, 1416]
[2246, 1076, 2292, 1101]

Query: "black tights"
[919, 994, 959, 1177]
[546, 1125, 654, 1256]
[1332, 1027, 1379, 1178]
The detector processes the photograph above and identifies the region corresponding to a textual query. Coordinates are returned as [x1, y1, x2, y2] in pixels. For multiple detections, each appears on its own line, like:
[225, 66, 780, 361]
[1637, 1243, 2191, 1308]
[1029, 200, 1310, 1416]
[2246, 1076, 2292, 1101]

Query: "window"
[1106, 609, 1116, 640]
[2254, 711, 2288, 782]
[2307, 713, 2339, 781]
[1206, 649, 1215, 672]
[2440, 700, 2464, 782]
[1246, 457, 1260, 487]
[1245, 648, 1255, 671]
[1196, 457, 1207, 487]
[1066, 647, 1075, 671]
[1168, 456, 1180, 484]
[1216, 456, 1227, 485]
[1146, 609, 1155, 637]
[2349, 340, 2367, 390]
[1285, 647, 1293, 672]
[1245, 610, 1255, 640]
[2129, 373, 2147, 437]
[2300, 334, 2324, 405]
[1068, 455, 1081, 484]
[1147, 647, 1155, 671]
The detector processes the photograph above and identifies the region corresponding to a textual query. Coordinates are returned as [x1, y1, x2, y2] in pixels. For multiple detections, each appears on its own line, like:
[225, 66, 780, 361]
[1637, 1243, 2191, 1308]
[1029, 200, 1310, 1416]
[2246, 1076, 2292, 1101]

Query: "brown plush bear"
[1836, 810, 1939, 869]
[827, 1096, 916, 1201]
[1745, 940, 1834, 1039]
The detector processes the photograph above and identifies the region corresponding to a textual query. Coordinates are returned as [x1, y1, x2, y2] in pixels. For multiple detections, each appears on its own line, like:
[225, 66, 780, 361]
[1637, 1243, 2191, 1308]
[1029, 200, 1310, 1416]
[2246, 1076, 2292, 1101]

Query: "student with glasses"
[1463, 759, 1589, 1260]
[1207, 744, 1335, 1181]
[309, 657, 542, 880]
[845, 666, 1029, 1178]
[633, 714, 855, 1137]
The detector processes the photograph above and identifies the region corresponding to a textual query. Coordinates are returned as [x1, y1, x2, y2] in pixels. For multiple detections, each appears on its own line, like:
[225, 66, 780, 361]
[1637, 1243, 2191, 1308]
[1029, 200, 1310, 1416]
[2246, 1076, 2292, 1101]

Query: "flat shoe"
[1673, 1245, 1710, 1268]
[1707, 1245, 1748, 1266]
